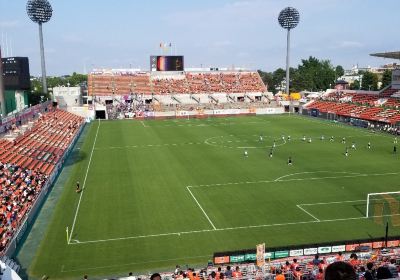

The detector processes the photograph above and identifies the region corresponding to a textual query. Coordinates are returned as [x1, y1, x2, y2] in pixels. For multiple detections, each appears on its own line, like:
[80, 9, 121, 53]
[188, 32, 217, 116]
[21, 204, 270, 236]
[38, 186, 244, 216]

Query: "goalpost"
[366, 191, 400, 218]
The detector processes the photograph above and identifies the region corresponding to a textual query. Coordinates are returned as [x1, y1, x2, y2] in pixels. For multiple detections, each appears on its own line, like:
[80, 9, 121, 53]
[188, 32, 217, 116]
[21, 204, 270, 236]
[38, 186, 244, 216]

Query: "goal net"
[366, 192, 400, 225]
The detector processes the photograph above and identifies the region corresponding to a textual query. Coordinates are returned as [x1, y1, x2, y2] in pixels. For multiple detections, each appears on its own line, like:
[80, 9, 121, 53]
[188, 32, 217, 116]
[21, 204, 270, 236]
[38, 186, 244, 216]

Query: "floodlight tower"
[0, 47, 5, 117]
[26, 0, 53, 97]
[278, 7, 300, 95]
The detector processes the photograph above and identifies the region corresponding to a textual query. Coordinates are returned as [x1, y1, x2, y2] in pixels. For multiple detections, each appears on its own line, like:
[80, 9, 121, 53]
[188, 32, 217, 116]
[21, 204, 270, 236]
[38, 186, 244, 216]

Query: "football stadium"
[1, 1, 400, 280]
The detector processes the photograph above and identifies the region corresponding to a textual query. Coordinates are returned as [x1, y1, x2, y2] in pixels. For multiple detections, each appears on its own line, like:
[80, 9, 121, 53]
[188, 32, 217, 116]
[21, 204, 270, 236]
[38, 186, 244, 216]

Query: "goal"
[366, 191, 400, 218]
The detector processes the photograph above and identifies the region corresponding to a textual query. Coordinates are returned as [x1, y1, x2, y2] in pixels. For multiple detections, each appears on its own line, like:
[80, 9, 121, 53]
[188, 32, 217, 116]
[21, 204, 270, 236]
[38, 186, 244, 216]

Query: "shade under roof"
[370, 51, 400, 60]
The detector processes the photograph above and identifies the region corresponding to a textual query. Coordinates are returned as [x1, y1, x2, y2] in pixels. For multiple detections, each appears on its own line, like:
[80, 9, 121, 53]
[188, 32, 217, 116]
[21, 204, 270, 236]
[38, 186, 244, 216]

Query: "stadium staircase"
[226, 94, 235, 103]
[209, 95, 219, 104]
[190, 94, 200, 104]
[245, 94, 255, 102]
[171, 95, 181, 104]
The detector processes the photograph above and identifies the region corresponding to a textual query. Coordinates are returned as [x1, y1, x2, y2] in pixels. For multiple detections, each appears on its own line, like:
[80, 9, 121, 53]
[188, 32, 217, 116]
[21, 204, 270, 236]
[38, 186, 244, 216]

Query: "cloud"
[61, 34, 84, 44]
[339, 41, 364, 48]
[213, 40, 232, 47]
[0, 20, 19, 28]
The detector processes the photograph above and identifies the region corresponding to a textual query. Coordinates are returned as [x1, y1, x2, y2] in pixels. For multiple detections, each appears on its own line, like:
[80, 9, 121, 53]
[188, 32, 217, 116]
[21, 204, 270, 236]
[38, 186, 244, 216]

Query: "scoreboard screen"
[150, 56, 184, 71]
[1, 57, 31, 90]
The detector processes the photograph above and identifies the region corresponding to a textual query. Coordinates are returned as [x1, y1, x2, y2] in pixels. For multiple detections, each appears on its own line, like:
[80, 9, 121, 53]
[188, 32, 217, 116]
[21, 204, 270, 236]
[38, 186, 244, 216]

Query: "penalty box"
[188, 173, 400, 229]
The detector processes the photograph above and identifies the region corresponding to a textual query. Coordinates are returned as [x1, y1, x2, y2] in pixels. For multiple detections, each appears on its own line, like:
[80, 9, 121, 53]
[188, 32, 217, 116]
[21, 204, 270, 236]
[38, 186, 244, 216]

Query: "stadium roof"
[370, 51, 400, 60]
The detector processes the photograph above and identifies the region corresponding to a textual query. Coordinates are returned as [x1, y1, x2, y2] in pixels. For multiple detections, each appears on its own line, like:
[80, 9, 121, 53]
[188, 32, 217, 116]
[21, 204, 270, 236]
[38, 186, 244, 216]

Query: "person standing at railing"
[275, 270, 285, 280]
[232, 267, 242, 278]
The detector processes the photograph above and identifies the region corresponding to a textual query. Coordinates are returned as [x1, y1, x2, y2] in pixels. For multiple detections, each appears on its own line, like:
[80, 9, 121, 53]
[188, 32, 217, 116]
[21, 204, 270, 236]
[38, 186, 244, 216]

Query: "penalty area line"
[296, 205, 320, 222]
[186, 186, 217, 230]
[141, 121, 148, 127]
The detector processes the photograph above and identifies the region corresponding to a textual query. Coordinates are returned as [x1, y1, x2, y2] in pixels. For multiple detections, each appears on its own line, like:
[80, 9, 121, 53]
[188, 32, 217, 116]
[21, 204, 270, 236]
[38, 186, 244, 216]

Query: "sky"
[0, 0, 399, 76]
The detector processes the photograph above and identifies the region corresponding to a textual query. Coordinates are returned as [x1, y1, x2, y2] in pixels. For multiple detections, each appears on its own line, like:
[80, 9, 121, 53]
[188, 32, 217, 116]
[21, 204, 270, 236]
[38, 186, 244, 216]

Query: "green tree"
[361, 71, 379, 90]
[69, 72, 88, 86]
[350, 79, 360, 90]
[28, 78, 51, 105]
[335, 65, 345, 78]
[257, 70, 274, 92]
[381, 69, 392, 89]
[272, 68, 286, 92]
[293, 56, 336, 91]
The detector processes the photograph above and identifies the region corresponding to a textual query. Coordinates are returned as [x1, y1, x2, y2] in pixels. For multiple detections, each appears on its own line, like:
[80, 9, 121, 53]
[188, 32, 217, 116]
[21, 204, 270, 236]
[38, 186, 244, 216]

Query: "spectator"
[336, 252, 344, 262]
[225, 266, 232, 278]
[316, 268, 324, 280]
[232, 267, 242, 278]
[275, 270, 285, 280]
[216, 267, 222, 280]
[313, 254, 320, 266]
[324, 261, 357, 280]
[209, 271, 216, 280]
[376, 266, 392, 279]
[387, 259, 397, 277]
[291, 259, 299, 271]
[150, 273, 162, 280]
[364, 262, 376, 280]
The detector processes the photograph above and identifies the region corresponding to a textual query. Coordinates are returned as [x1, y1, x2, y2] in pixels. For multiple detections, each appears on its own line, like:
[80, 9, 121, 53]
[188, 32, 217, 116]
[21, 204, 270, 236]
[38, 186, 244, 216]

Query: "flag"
[256, 243, 265, 267]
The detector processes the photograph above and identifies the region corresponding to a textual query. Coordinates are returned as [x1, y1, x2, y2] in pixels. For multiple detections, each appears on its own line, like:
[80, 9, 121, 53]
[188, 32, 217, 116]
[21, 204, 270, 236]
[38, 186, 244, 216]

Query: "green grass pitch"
[28, 115, 400, 279]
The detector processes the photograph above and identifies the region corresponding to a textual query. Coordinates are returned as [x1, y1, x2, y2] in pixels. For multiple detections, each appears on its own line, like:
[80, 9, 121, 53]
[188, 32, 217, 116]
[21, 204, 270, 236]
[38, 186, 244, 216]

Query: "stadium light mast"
[278, 7, 300, 95]
[26, 0, 53, 98]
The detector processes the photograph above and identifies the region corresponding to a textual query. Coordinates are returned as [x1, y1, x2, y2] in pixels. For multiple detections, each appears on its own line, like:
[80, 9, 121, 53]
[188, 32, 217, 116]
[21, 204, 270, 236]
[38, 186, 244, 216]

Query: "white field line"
[66, 171, 400, 245]
[204, 135, 286, 149]
[296, 205, 320, 221]
[274, 171, 361, 182]
[68, 120, 101, 244]
[186, 186, 217, 230]
[68, 213, 400, 245]
[298, 198, 385, 206]
[61, 254, 212, 273]
[145, 121, 267, 128]
[140, 121, 148, 127]
[191, 172, 400, 189]
[94, 142, 203, 150]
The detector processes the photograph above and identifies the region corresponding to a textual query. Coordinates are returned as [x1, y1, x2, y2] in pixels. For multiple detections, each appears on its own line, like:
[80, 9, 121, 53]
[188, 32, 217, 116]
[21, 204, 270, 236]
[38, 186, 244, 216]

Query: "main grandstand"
[87, 68, 274, 120]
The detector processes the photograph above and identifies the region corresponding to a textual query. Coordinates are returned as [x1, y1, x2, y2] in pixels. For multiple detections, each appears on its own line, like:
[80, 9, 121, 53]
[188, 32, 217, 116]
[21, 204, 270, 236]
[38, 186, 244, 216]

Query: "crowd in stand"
[0, 162, 47, 251]
[308, 89, 400, 126]
[0, 109, 84, 253]
[97, 249, 400, 280]
[89, 71, 266, 96]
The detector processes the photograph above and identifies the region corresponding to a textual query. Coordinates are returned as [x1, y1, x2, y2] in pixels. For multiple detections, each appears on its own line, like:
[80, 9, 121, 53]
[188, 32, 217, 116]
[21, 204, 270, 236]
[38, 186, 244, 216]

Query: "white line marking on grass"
[186, 186, 217, 230]
[68, 120, 101, 244]
[274, 171, 361, 182]
[296, 205, 320, 221]
[140, 121, 148, 127]
[204, 135, 286, 149]
[190, 172, 400, 189]
[298, 198, 385, 207]
[61, 254, 212, 273]
[68, 213, 400, 245]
